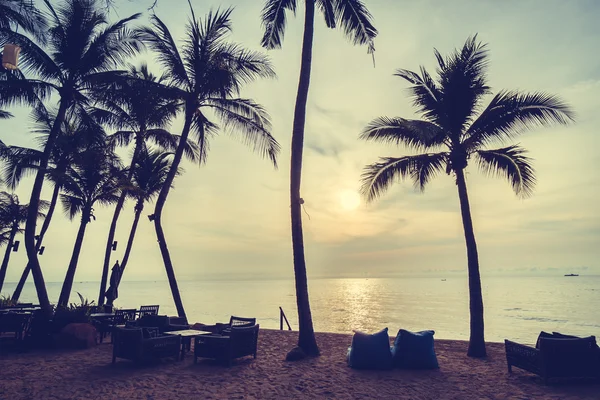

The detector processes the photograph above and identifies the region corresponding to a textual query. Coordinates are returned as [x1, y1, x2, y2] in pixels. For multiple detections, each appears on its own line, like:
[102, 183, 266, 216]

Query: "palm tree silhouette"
[0, 0, 141, 313]
[57, 145, 123, 308]
[0, 0, 47, 43]
[360, 36, 574, 357]
[260, 0, 377, 356]
[136, 7, 280, 319]
[91, 63, 197, 306]
[3, 108, 106, 301]
[105, 148, 177, 306]
[0, 191, 47, 293]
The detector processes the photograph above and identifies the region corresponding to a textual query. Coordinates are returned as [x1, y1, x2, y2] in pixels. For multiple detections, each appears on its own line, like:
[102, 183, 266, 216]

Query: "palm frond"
[260, 0, 297, 50]
[332, 0, 377, 54]
[360, 117, 447, 151]
[0, 29, 61, 81]
[0, 0, 48, 43]
[475, 145, 536, 198]
[316, 0, 336, 28]
[436, 35, 491, 134]
[205, 97, 279, 167]
[394, 68, 442, 125]
[464, 90, 575, 150]
[361, 152, 448, 201]
[137, 15, 189, 89]
[60, 193, 85, 221]
[0, 109, 13, 119]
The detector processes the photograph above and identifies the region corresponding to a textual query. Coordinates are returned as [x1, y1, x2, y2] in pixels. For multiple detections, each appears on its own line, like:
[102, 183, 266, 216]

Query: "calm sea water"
[3, 276, 599, 343]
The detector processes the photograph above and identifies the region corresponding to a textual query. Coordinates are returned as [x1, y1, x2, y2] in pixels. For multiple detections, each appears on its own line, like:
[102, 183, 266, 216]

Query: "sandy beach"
[0, 329, 597, 399]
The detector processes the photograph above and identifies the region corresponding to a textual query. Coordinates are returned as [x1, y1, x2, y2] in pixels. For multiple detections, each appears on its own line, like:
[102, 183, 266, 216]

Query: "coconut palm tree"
[90, 63, 198, 306]
[3, 109, 106, 301]
[56, 145, 123, 308]
[0, 192, 47, 293]
[360, 36, 574, 358]
[0, 0, 141, 313]
[0, 0, 47, 42]
[105, 148, 177, 306]
[260, 0, 377, 356]
[136, 8, 280, 319]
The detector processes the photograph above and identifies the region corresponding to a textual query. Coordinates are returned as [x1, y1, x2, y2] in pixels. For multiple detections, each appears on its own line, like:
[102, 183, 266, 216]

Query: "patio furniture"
[164, 329, 211, 360]
[219, 316, 257, 335]
[0, 312, 32, 351]
[133, 315, 189, 334]
[112, 327, 181, 364]
[90, 312, 115, 344]
[505, 332, 600, 384]
[194, 324, 259, 366]
[139, 305, 160, 317]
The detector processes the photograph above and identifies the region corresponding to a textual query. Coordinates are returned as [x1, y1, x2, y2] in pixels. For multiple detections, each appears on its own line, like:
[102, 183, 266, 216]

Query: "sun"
[339, 190, 361, 211]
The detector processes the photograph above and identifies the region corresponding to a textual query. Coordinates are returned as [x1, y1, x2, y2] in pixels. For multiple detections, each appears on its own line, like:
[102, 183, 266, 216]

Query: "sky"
[1, 0, 599, 288]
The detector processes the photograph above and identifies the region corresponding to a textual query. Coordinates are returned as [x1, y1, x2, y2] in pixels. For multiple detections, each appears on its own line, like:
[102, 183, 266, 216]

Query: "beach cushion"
[538, 336, 598, 378]
[392, 329, 439, 369]
[142, 327, 160, 339]
[347, 328, 393, 370]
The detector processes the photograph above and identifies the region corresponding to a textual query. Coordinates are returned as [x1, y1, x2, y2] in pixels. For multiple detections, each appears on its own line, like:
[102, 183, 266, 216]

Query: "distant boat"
[564, 274, 579, 277]
[441, 279, 446, 281]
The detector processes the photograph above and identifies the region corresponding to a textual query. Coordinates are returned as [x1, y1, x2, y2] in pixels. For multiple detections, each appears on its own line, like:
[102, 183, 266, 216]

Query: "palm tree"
[0, 0, 141, 313]
[260, 0, 377, 356]
[90, 63, 197, 306]
[0, 191, 47, 293]
[360, 36, 574, 358]
[136, 8, 280, 319]
[56, 145, 122, 308]
[0, 0, 47, 42]
[105, 148, 177, 306]
[3, 109, 106, 301]
[0, 109, 11, 149]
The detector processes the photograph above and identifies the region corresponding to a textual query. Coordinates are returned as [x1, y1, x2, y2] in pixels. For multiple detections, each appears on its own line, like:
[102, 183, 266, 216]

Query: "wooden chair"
[219, 316, 256, 335]
[0, 312, 32, 351]
[138, 305, 160, 317]
[112, 327, 181, 364]
[505, 332, 600, 384]
[194, 324, 259, 366]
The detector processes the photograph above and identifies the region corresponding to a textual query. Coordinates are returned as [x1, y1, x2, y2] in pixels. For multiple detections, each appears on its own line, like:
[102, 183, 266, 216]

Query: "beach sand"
[0, 329, 598, 399]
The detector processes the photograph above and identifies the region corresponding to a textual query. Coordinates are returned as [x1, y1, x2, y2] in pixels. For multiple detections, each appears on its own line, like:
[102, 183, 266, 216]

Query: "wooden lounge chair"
[112, 327, 181, 364]
[194, 324, 259, 366]
[505, 332, 600, 384]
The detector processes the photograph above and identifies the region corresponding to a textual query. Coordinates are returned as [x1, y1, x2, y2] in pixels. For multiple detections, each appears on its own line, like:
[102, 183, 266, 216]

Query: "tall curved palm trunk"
[57, 208, 91, 307]
[455, 169, 485, 356]
[289, 0, 319, 356]
[105, 200, 142, 306]
[0, 223, 18, 292]
[152, 115, 193, 320]
[118, 200, 143, 279]
[12, 184, 60, 301]
[98, 138, 143, 305]
[24, 102, 68, 313]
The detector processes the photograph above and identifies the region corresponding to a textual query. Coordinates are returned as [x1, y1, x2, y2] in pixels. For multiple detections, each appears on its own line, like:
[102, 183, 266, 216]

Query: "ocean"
[3, 275, 599, 343]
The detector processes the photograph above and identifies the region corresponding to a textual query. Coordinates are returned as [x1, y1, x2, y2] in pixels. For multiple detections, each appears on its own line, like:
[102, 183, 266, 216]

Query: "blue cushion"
[347, 328, 393, 370]
[392, 329, 439, 369]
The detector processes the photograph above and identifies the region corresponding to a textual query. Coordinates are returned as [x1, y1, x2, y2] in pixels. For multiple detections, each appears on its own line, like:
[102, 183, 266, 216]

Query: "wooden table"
[164, 329, 211, 360]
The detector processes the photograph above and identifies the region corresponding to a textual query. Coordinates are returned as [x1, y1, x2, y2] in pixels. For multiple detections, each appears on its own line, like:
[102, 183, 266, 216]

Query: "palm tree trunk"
[455, 168, 486, 358]
[153, 115, 192, 320]
[24, 100, 68, 315]
[119, 200, 143, 277]
[98, 135, 144, 305]
[289, 0, 319, 356]
[0, 224, 18, 293]
[12, 183, 60, 301]
[57, 208, 91, 308]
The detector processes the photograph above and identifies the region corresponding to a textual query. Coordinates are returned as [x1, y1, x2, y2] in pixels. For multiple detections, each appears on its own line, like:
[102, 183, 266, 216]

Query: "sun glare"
[339, 190, 361, 211]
